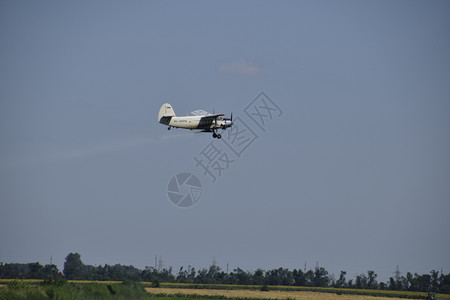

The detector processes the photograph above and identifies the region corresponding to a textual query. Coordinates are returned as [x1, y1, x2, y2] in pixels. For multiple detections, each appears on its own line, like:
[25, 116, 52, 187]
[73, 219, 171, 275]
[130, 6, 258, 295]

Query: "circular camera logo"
[167, 173, 202, 208]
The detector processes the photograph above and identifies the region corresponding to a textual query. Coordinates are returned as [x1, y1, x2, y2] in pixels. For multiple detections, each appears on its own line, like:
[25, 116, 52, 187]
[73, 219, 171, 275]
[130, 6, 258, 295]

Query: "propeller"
[222, 113, 233, 129]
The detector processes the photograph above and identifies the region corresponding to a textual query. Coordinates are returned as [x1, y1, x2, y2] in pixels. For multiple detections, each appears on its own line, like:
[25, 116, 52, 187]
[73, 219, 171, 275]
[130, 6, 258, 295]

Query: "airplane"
[158, 103, 233, 139]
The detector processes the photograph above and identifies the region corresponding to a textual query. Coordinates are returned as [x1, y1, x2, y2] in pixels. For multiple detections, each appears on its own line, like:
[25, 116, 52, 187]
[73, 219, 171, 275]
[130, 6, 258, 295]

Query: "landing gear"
[168, 126, 171, 130]
[212, 131, 221, 139]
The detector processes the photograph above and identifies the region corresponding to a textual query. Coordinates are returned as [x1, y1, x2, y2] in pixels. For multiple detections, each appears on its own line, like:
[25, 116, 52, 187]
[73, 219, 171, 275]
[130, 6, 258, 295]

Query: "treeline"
[1, 253, 449, 294]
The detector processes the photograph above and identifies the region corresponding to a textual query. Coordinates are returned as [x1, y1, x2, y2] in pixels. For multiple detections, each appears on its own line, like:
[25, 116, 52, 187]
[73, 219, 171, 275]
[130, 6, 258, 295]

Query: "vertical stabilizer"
[158, 103, 176, 123]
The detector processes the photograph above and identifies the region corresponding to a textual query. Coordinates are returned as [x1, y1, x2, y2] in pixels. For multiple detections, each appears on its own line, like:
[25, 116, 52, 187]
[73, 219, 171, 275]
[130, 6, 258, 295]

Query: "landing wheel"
[212, 133, 217, 138]
[217, 134, 222, 139]
[168, 127, 171, 130]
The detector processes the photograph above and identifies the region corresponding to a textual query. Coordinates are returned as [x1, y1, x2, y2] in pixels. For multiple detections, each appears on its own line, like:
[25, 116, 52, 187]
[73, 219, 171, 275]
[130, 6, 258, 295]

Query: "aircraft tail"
[158, 103, 176, 124]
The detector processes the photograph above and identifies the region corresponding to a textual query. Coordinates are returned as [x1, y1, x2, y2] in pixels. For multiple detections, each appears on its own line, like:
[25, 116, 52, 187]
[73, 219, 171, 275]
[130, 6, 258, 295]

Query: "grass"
[0, 280, 149, 300]
[1, 279, 449, 300]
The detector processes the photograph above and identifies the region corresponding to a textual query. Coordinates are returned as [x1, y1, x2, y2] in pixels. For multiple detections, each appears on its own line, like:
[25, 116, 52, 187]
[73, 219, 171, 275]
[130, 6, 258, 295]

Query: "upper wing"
[200, 113, 224, 119]
[191, 110, 225, 118]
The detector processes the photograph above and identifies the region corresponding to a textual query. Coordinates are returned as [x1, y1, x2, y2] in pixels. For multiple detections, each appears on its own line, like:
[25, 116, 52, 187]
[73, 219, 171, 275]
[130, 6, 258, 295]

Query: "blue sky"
[1, 0, 449, 281]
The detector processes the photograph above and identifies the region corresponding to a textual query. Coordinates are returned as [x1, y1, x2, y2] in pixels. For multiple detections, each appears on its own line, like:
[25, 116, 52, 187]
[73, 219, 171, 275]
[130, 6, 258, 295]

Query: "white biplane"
[158, 103, 233, 139]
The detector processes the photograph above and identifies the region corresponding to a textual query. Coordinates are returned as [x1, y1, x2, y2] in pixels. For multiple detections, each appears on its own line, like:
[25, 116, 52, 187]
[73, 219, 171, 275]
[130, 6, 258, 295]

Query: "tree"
[389, 277, 397, 290]
[356, 273, 368, 289]
[265, 268, 293, 286]
[430, 270, 439, 292]
[439, 273, 450, 294]
[416, 273, 431, 292]
[43, 264, 60, 279]
[313, 267, 329, 287]
[230, 268, 251, 285]
[188, 266, 196, 282]
[195, 267, 209, 283]
[142, 266, 157, 282]
[367, 270, 378, 289]
[28, 262, 44, 279]
[293, 269, 306, 286]
[63, 252, 85, 280]
[347, 279, 354, 288]
[0, 263, 29, 279]
[335, 270, 347, 288]
[176, 266, 188, 283]
[252, 268, 266, 285]
[305, 270, 314, 286]
[207, 263, 222, 283]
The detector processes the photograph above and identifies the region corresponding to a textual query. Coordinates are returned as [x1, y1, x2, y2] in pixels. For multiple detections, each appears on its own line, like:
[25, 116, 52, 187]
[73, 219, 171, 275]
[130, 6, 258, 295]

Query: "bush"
[1, 281, 47, 300]
[151, 278, 161, 288]
[110, 281, 147, 298]
[40, 278, 67, 286]
[260, 284, 269, 291]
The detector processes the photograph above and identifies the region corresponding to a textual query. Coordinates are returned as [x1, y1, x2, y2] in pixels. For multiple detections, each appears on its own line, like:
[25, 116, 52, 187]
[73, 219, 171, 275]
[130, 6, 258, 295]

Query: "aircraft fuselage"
[160, 115, 231, 130]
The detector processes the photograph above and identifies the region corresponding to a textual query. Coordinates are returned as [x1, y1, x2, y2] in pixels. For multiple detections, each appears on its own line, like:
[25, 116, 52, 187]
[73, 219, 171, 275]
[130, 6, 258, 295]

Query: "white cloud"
[218, 59, 261, 75]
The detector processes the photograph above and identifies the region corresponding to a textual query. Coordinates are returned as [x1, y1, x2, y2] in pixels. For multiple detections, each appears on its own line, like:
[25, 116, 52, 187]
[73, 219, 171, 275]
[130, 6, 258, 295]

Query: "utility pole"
[158, 256, 163, 271]
[50, 256, 53, 265]
[394, 265, 401, 282]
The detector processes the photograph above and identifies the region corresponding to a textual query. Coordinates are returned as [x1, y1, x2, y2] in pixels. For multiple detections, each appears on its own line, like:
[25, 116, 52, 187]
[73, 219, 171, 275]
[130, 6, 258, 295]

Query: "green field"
[1, 279, 449, 300]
